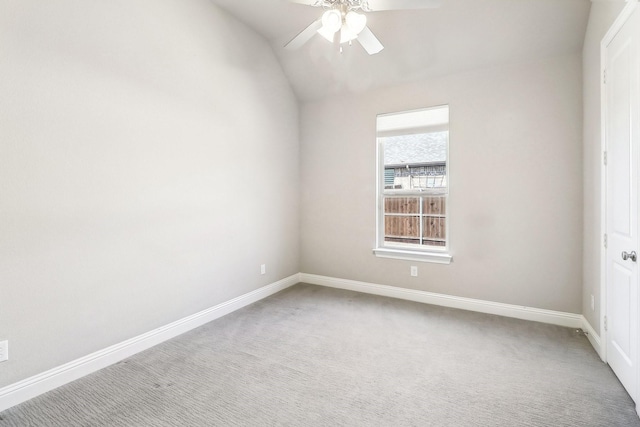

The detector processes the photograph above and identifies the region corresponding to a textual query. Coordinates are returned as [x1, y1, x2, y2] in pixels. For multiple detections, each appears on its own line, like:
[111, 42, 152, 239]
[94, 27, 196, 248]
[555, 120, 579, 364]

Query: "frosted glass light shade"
[317, 9, 342, 42]
[345, 11, 367, 35]
[321, 9, 342, 32]
[317, 25, 337, 42]
[340, 25, 358, 43]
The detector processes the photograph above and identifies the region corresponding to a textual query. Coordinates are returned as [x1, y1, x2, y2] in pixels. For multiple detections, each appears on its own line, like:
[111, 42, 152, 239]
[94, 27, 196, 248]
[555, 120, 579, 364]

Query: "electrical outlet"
[260, 264, 266, 275]
[410, 266, 418, 277]
[591, 295, 595, 311]
[0, 341, 8, 362]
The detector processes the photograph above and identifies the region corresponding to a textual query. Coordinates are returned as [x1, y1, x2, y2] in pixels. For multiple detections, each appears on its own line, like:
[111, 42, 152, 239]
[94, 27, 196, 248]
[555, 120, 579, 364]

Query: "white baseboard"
[300, 273, 582, 329]
[0, 273, 596, 413]
[580, 315, 604, 361]
[0, 274, 299, 413]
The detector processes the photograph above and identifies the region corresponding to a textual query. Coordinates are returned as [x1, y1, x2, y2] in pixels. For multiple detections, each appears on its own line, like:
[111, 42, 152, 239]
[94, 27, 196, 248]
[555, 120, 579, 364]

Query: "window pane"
[383, 195, 447, 248]
[385, 215, 420, 244]
[381, 132, 448, 191]
[423, 195, 446, 215]
[385, 197, 419, 214]
[422, 195, 447, 246]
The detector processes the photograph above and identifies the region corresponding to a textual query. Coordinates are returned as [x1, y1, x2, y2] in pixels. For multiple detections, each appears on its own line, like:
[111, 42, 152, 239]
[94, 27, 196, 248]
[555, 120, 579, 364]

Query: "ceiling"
[209, 0, 591, 101]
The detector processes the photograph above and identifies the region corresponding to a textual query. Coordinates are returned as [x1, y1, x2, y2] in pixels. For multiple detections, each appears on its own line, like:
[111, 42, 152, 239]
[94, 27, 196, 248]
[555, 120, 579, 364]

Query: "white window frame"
[373, 106, 452, 265]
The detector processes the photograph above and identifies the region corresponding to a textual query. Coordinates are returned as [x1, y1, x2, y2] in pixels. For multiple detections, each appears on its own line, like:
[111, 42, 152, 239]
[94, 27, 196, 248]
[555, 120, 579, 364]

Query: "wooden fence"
[384, 196, 446, 246]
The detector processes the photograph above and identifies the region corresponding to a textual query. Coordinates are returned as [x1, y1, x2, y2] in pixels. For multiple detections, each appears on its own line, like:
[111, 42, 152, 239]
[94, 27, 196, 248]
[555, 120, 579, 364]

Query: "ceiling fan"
[284, 0, 442, 55]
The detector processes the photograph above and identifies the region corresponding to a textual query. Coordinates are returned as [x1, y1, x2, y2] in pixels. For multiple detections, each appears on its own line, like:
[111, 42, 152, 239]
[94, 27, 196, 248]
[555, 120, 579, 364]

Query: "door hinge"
[604, 315, 608, 332]
[604, 233, 608, 249]
[603, 151, 607, 166]
[603, 69, 607, 84]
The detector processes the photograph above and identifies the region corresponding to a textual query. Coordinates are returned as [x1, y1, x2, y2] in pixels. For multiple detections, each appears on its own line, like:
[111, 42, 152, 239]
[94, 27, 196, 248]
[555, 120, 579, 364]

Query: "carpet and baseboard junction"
[0, 277, 638, 426]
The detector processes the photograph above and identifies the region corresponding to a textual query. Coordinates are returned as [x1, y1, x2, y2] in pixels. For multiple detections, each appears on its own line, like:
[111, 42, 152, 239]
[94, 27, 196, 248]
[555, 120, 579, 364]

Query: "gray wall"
[0, 0, 299, 387]
[582, 0, 627, 335]
[300, 54, 584, 314]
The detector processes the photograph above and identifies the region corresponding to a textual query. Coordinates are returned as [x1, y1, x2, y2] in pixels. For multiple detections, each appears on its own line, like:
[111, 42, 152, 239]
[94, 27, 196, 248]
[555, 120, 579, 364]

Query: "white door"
[605, 5, 640, 403]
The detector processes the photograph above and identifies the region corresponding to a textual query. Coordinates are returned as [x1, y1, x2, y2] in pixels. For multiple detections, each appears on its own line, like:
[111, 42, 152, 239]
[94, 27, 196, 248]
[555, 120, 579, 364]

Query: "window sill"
[373, 248, 452, 264]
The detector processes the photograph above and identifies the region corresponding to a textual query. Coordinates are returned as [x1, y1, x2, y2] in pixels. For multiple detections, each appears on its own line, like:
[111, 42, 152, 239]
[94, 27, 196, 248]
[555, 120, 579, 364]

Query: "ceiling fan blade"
[284, 19, 323, 50]
[365, 0, 442, 11]
[356, 26, 384, 55]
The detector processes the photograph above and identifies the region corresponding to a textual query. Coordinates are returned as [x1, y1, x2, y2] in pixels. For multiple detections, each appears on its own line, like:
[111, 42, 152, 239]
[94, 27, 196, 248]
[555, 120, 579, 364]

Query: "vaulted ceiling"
[210, 0, 591, 101]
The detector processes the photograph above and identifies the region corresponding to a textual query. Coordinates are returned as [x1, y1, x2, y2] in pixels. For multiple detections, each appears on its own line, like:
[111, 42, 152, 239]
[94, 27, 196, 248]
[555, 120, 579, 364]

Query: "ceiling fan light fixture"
[317, 9, 342, 42]
[345, 11, 367, 35]
[317, 25, 337, 42]
[321, 9, 342, 33]
[340, 25, 358, 43]
[286, 0, 442, 55]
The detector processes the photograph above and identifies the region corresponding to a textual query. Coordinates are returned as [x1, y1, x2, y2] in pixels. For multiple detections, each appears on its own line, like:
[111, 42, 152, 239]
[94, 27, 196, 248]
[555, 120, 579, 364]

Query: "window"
[374, 106, 452, 264]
